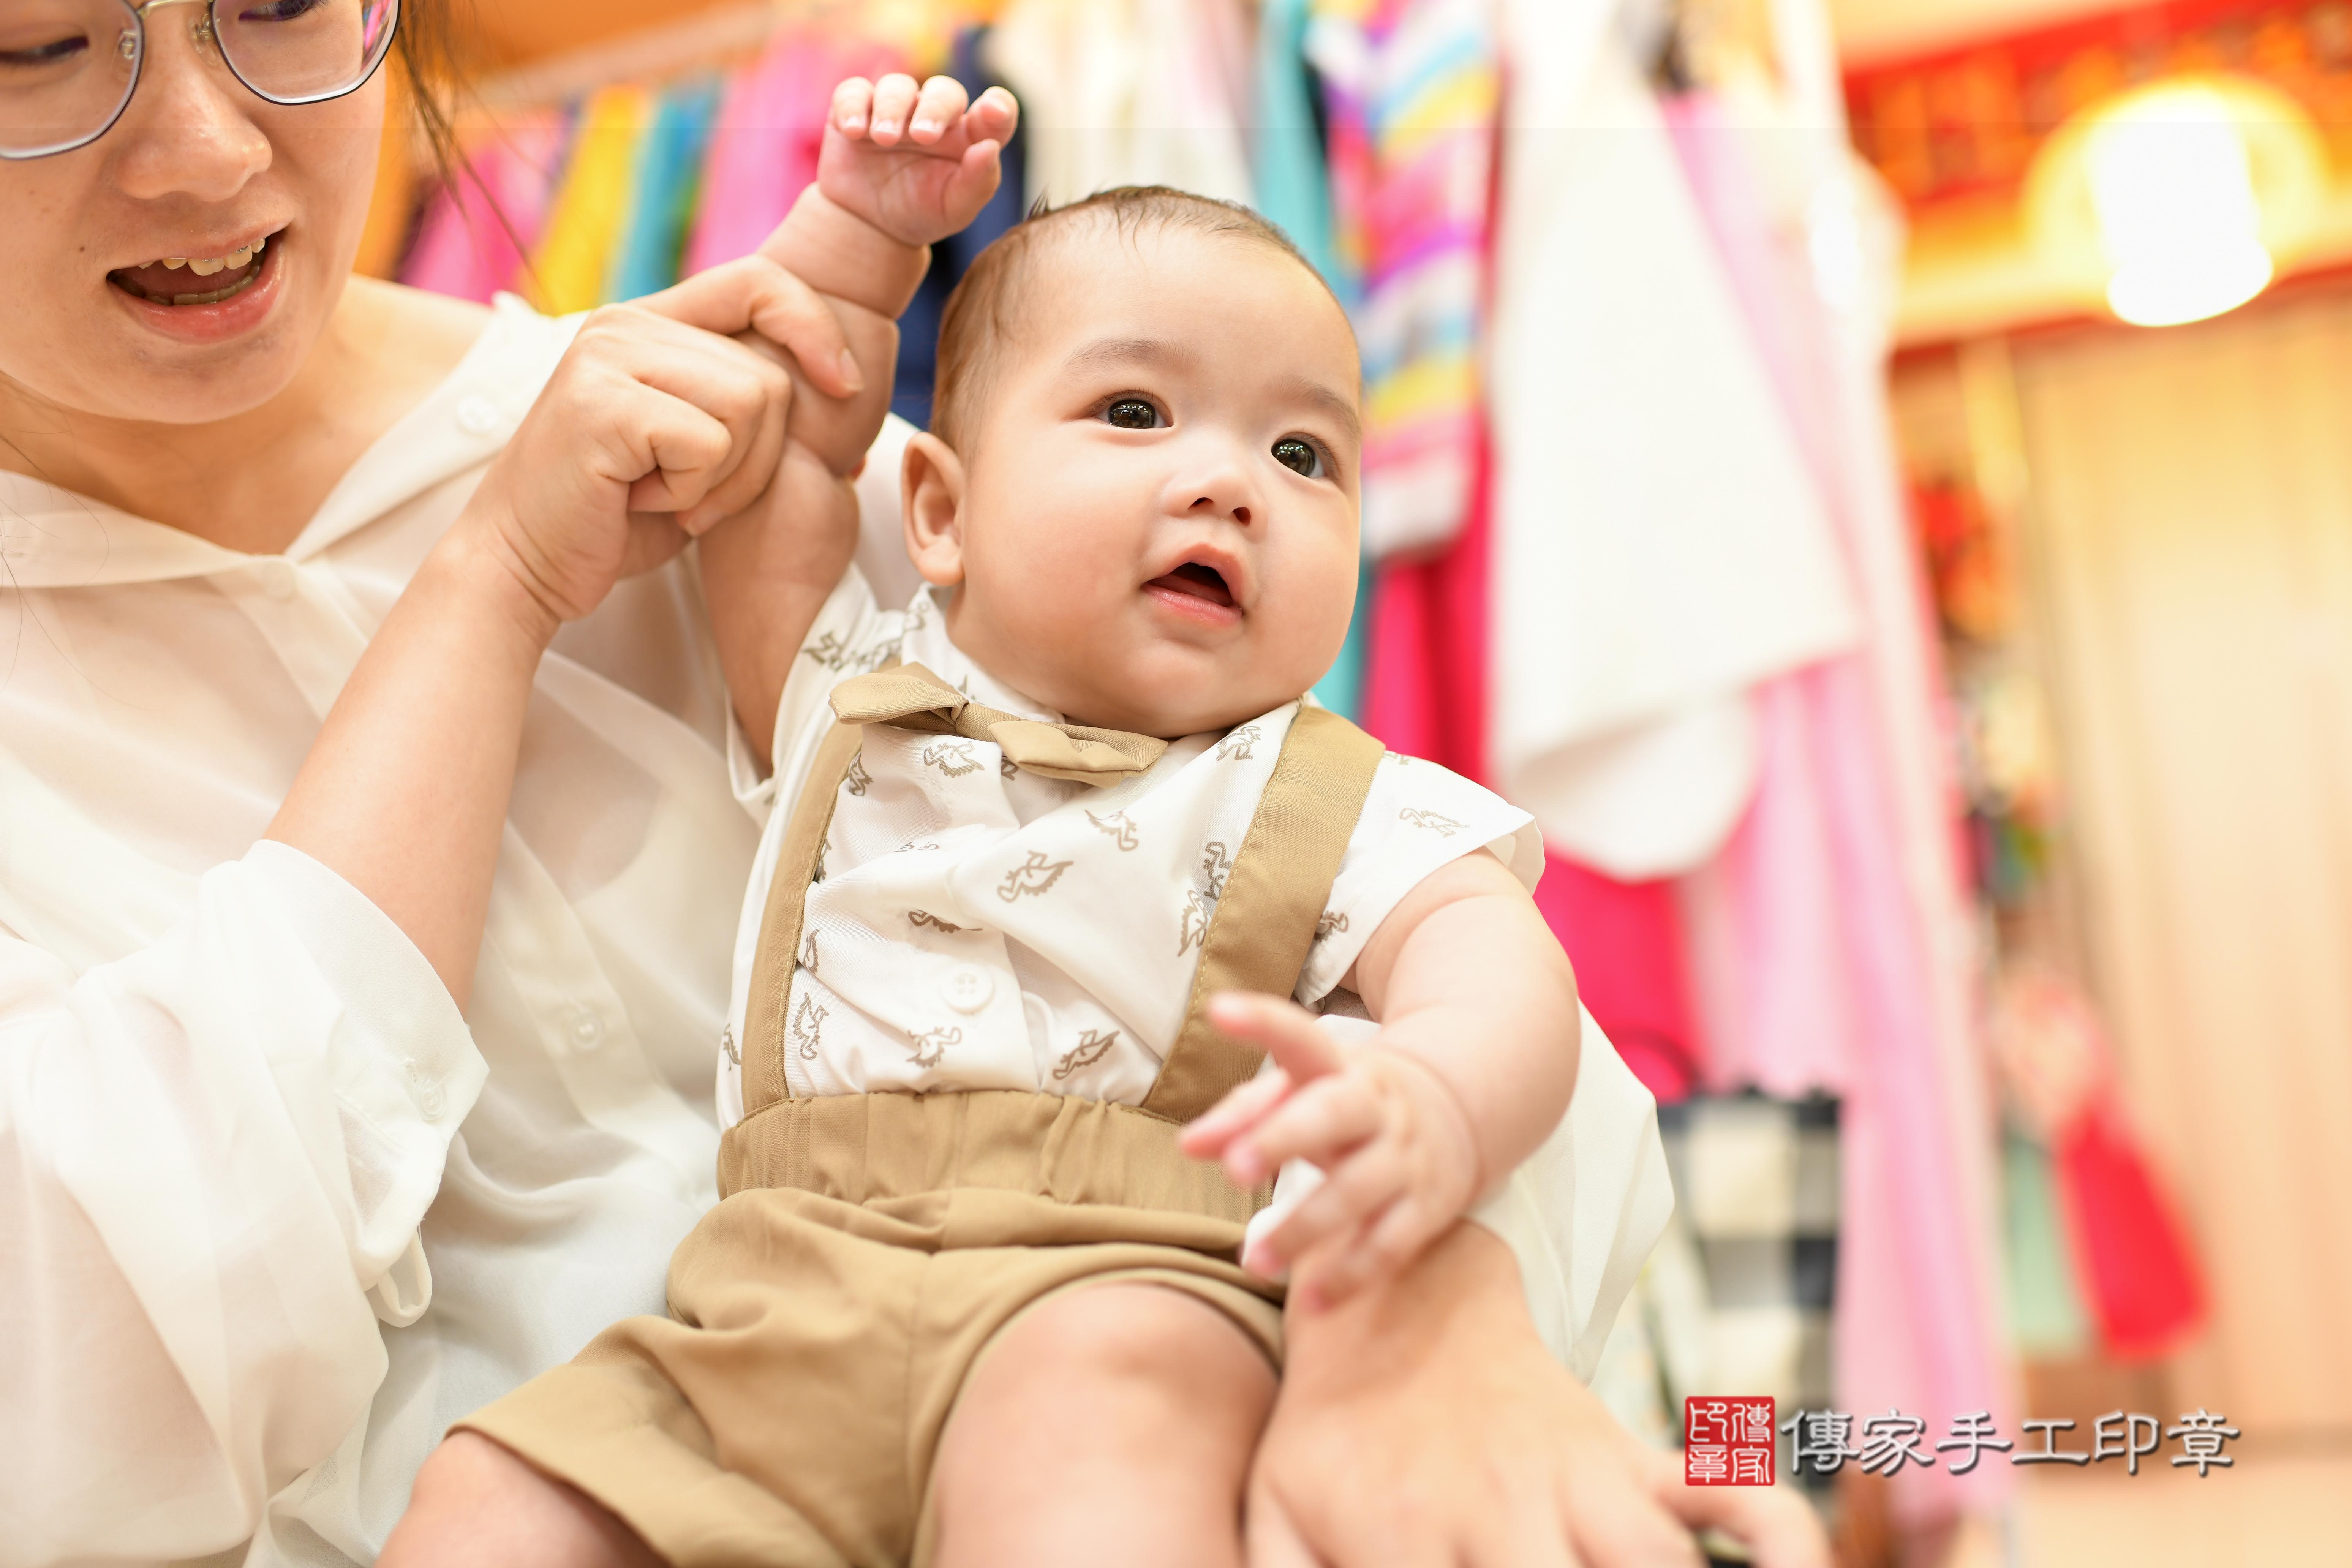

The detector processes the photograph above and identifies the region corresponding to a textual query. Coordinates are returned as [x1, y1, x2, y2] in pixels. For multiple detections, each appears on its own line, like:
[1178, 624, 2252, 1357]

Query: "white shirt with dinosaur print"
[718, 569, 1541, 1114]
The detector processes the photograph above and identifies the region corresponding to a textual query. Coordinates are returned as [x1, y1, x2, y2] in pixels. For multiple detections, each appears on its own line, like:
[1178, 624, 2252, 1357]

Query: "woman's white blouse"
[0, 297, 1669, 1568]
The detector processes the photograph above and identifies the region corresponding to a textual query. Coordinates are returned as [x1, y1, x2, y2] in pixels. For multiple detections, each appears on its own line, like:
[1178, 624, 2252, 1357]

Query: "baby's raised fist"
[819, 74, 1020, 249]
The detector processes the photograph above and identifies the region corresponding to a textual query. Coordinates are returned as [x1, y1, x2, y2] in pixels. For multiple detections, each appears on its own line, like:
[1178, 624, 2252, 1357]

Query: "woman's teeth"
[147, 236, 264, 276]
[115, 234, 270, 305]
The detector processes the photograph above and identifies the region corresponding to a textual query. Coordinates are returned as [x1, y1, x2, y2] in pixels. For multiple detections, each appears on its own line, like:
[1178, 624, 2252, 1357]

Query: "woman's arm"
[1251, 1223, 1832, 1568]
[0, 261, 851, 1559]
[269, 261, 852, 1002]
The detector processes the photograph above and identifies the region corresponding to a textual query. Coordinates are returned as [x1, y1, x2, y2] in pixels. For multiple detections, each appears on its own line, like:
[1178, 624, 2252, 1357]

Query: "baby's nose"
[1190, 495, 1252, 526]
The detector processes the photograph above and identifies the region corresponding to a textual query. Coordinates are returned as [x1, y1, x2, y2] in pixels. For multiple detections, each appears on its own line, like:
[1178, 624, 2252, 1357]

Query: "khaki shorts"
[458, 1091, 1282, 1568]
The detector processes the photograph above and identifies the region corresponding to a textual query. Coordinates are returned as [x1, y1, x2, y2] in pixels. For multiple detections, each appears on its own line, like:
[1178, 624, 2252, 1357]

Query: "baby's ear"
[902, 432, 969, 587]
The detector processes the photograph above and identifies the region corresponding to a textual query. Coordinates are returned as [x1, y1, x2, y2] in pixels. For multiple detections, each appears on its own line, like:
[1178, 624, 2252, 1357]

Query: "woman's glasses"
[0, 0, 398, 160]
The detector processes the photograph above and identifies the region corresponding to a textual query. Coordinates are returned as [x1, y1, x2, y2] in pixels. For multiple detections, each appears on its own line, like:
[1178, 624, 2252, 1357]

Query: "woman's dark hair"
[391, 0, 465, 194]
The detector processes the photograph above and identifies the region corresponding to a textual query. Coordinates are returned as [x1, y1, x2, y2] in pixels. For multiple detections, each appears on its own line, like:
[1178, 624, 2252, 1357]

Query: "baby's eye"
[1272, 438, 1324, 479]
[1105, 398, 1162, 430]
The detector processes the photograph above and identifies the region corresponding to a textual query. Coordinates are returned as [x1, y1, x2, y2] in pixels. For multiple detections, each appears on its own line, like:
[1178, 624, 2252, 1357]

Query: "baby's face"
[913, 224, 1362, 737]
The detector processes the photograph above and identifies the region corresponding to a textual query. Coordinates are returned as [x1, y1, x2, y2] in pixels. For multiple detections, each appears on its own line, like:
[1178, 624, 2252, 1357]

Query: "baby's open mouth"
[108, 231, 279, 307]
[1146, 561, 1236, 610]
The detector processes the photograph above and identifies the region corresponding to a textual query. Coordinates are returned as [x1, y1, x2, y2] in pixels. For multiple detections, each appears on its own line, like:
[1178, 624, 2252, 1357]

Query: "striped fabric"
[1308, 0, 1498, 558]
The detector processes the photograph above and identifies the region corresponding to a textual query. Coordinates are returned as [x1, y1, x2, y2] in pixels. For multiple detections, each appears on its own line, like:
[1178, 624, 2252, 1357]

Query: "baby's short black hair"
[930, 187, 1337, 454]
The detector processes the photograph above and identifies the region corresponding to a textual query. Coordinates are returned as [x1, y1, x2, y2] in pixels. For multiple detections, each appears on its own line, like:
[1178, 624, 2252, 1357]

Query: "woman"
[0, 3, 1820, 1565]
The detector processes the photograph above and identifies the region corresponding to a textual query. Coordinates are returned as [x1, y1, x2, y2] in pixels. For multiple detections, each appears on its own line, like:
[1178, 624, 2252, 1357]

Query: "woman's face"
[0, 4, 385, 425]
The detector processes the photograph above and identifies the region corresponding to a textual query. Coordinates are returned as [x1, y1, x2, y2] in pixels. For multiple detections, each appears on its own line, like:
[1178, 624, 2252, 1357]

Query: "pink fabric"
[682, 31, 905, 277]
[401, 113, 572, 303]
[1358, 433, 1489, 776]
[1665, 95, 2007, 1514]
[1534, 860, 1696, 1104]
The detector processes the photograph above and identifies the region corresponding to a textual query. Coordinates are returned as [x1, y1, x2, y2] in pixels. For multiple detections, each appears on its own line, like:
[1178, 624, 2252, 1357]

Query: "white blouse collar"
[0, 295, 575, 590]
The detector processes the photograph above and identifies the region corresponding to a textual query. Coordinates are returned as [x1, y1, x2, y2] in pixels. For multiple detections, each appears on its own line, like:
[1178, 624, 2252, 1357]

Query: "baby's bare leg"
[379, 1431, 661, 1568]
[930, 1283, 1277, 1568]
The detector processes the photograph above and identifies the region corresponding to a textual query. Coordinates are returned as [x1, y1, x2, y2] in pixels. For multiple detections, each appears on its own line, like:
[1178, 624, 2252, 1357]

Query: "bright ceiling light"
[2025, 74, 2325, 332]
[2086, 85, 2271, 328]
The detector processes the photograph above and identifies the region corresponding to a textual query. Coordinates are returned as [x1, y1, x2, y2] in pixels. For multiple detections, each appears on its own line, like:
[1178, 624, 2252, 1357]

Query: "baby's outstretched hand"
[819, 74, 1019, 248]
[1179, 992, 1481, 1311]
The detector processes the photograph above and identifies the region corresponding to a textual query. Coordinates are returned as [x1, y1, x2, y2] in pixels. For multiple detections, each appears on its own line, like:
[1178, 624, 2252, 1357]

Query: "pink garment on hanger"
[683, 31, 906, 277]
[1536, 860, 1696, 1105]
[1666, 93, 2006, 1512]
[1360, 434, 1699, 1101]
[402, 113, 573, 303]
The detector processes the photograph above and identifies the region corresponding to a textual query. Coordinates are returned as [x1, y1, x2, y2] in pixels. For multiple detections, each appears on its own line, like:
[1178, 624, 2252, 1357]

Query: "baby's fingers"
[866, 73, 922, 145]
[965, 85, 1019, 149]
[1178, 1068, 1295, 1160]
[1296, 1187, 1451, 1309]
[1249, 1141, 1406, 1280]
[831, 77, 875, 136]
[1227, 1074, 1381, 1184]
[1205, 993, 1347, 1084]
[909, 75, 970, 144]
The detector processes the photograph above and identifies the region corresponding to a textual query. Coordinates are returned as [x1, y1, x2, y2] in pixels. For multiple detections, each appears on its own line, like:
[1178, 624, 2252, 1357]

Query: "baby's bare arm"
[1347, 850, 1581, 1187]
[1182, 852, 1579, 1306]
[700, 76, 1019, 760]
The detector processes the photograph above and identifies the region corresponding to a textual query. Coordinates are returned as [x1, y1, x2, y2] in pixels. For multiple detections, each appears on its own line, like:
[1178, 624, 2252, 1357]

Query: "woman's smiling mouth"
[109, 231, 279, 307]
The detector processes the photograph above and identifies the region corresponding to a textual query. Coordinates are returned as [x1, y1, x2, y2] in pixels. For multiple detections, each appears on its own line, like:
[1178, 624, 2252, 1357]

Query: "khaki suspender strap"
[740, 717, 866, 1115]
[740, 695, 1385, 1127]
[1140, 706, 1386, 1124]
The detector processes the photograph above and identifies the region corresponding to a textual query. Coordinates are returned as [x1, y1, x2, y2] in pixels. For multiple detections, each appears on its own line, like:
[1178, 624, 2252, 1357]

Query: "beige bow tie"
[830, 663, 1169, 787]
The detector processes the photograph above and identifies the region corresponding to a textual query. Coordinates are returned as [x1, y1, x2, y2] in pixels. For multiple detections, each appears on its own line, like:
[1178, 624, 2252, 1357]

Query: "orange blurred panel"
[466, 0, 747, 68]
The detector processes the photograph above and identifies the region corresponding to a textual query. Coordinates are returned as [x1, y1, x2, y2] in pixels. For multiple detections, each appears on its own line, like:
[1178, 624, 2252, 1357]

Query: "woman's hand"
[1249, 1222, 1832, 1568]
[463, 257, 863, 627]
[271, 261, 858, 1005]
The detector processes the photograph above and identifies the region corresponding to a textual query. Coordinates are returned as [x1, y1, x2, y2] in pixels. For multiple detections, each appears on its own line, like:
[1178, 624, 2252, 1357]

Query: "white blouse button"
[563, 1005, 607, 1053]
[455, 395, 501, 436]
[942, 964, 994, 1015]
[419, 1081, 447, 1119]
[259, 559, 297, 600]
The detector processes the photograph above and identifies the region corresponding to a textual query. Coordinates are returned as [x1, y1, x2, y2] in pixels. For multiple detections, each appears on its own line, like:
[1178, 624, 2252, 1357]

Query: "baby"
[411, 77, 1581, 1568]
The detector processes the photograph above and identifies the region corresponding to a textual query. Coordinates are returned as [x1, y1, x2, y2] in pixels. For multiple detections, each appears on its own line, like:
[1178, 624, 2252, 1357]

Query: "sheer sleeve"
[0, 842, 481, 1564]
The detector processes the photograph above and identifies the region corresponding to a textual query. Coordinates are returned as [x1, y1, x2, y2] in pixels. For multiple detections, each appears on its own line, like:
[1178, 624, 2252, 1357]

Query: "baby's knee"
[930, 1285, 1276, 1566]
[382, 1431, 660, 1568]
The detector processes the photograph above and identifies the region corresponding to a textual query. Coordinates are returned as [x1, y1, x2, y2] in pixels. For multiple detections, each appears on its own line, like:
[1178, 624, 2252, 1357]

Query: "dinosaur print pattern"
[1178, 889, 1215, 957]
[801, 631, 857, 672]
[730, 618, 1541, 1110]
[1087, 809, 1141, 851]
[1053, 1029, 1121, 1081]
[1214, 725, 1261, 762]
[922, 739, 983, 777]
[997, 850, 1073, 902]
[906, 1025, 961, 1069]
[791, 993, 827, 1062]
